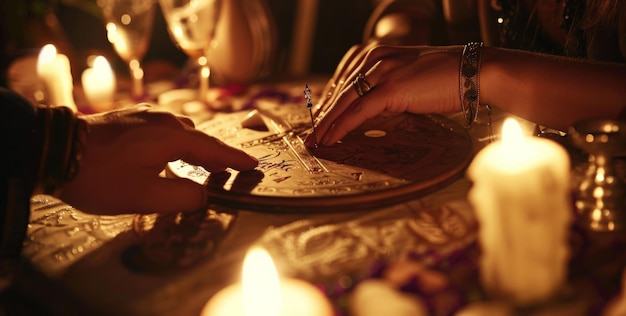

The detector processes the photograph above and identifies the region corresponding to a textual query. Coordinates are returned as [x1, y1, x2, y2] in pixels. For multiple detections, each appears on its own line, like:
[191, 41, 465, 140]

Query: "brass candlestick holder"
[569, 119, 626, 232]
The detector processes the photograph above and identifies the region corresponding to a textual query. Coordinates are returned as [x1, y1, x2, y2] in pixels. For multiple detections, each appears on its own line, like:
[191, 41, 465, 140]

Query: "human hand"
[305, 43, 462, 147]
[60, 105, 258, 215]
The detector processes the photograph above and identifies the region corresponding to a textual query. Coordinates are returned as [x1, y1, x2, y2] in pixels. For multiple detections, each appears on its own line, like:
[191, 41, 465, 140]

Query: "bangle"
[66, 117, 88, 182]
[459, 42, 483, 129]
[35, 106, 88, 196]
[44, 106, 73, 195]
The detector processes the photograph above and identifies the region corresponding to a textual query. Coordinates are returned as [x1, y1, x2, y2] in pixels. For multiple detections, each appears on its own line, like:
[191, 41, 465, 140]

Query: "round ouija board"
[167, 107, 473, 213]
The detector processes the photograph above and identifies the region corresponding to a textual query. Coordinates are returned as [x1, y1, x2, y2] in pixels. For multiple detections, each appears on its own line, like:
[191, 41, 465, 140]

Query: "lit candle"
[81, 55, 116, 112]
[36, 44, 77, 111]
[349, 279, 428, 316]
[201, 247, 334, 316]
[467, 118, 571, 306]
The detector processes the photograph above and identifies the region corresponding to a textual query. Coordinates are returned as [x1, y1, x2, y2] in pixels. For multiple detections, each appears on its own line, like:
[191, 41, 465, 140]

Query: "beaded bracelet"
[41, 106, 74, 195]
[35, 105, 89, 196]
[459, 42, 484, 129]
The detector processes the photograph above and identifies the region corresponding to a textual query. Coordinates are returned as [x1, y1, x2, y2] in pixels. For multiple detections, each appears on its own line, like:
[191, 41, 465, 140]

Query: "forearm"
[480, 47, 626, 131]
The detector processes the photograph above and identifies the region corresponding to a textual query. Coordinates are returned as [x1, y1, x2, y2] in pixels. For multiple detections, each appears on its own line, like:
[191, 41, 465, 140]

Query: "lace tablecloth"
[21, 177, 475, 315]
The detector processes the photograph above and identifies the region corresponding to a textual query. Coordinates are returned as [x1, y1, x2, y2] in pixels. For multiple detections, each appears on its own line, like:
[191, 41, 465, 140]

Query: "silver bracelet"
[459, 42, 483, 129]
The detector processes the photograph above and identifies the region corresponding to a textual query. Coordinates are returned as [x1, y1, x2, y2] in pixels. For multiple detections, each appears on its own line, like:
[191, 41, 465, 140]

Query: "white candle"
[201, 247, 333, 316]
[36, 44, 77, 111]
[81, 55, 116, 112]
[349, 279, 428, 316]
[467, 118, 571, 306]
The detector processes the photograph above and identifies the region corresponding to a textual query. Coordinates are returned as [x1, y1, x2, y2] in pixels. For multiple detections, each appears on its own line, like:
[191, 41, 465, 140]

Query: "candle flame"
[501, 118, 524, 146]
[242, 247, 282, 316]
[38, 44, 57, 66]
[497, 118, 534, 167]
[92, 56, 113, 76]
[106, 22, 118, 43]
[82, 55, 116, 110]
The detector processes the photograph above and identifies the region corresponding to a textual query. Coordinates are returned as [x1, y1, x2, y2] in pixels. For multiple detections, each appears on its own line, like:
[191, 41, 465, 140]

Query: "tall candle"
[36, 44, 77, 111]
[81, 55, 116, 112]
[201, 247, 333, 316]
[349, 279, 428, 316]
[467, 118, 571, 306]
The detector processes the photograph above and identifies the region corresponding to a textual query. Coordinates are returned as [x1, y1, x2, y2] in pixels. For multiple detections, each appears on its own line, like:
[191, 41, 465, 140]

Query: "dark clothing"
[1, 88, 42, 260]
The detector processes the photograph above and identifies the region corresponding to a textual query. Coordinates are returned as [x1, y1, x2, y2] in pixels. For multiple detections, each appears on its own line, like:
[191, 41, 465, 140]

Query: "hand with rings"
[305, 43, 463, 148]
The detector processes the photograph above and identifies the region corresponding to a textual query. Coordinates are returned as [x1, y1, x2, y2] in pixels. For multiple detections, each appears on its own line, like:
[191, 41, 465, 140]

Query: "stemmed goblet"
[99, 0, 155, 100]
[159, 0, 222, 103]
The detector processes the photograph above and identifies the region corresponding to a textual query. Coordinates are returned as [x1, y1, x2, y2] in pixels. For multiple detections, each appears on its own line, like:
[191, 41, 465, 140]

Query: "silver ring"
[352, 73, 373, 97]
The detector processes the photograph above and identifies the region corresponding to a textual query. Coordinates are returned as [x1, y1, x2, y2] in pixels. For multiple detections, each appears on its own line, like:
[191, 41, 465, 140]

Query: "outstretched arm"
[481, 46, 626, 131]
[305, 44, 626, 147]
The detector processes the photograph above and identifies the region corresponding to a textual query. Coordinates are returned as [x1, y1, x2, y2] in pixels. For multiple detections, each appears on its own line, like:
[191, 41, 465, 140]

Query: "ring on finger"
[352, 73, 373, 97]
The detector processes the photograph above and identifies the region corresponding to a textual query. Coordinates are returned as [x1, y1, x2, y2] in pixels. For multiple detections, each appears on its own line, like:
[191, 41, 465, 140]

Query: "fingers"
[307, 45, 440, 147]
[67, 131, 256, 216]
[69, 107, 259, 215]
[320, 85, 393, 146]
[316, 45, 363, 114]
[317, 45, 436, 112]
[125, 131, 257, 214]
[85, 104, 195, 131]
[125, 129, 257, 214]
[141, 107, 196, 128]
[128, 177, 208, 214]
[81, 177, 209, 215]
[316, 42, 379, 116]
[313, 45, 403, 127]
[174, 113, 194, 128]
[306, 61, 384, 147]
[93, 106, 257, 172]
[167, 128, 258, 172]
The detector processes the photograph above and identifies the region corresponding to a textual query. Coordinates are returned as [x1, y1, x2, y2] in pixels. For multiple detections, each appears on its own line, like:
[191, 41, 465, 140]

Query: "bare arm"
[481, 47, 626, 131]
[305, 44, 626, 147]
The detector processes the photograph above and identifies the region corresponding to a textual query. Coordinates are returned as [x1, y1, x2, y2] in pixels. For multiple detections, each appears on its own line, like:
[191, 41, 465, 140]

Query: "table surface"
[14, 78, 626, 316]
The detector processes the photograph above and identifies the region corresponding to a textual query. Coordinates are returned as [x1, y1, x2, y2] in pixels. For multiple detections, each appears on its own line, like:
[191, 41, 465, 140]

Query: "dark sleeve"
[0, 87, 43, 260]
[614, 4, 626, 119]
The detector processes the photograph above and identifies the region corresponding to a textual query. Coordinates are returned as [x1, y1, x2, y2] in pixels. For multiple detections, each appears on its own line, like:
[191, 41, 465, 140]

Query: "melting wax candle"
[81, 55, 116, 112]
[201, 247, 333, 316]
[36, 44, 77, 111]
[467, 118, 571, 305]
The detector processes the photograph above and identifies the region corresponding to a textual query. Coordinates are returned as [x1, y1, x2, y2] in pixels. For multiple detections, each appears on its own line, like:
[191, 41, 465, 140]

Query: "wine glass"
[159, 0, 222, 103]
[99, 0, 155, 100]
